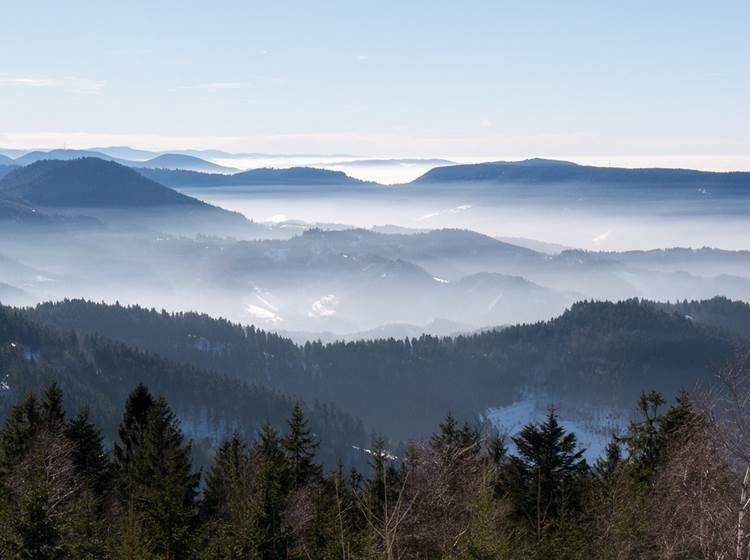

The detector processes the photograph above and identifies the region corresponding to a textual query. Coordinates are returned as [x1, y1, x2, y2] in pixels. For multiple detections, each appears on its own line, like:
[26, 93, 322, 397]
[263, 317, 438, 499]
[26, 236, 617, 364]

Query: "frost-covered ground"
[484, 398, 626, 462]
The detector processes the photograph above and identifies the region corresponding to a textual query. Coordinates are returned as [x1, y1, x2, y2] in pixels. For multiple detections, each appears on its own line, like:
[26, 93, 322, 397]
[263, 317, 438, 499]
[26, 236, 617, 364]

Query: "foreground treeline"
[0, 380, 746, 559]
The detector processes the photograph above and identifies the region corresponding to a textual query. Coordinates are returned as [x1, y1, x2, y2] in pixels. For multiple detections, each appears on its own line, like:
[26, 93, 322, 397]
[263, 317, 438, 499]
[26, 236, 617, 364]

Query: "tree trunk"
[737, 462, 750, 560]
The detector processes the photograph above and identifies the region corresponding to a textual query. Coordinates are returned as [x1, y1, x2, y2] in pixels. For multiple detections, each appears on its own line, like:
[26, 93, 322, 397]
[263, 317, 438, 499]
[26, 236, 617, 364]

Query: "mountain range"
[11, 149, 236, 172]
[138, 166, 371, 187]
[5, 151, 750, 198]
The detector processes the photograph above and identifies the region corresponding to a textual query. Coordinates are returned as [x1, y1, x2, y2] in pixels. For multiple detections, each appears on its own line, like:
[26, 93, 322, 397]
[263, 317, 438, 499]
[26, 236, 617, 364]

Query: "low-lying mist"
[179, 182, 750, 252]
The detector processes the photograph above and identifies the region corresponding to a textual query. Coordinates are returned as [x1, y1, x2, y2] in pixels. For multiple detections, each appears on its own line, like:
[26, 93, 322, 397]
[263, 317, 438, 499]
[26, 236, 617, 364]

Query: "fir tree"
[250, 422, 292, 559]
[114, 383, 154, 498]
[502, 409, 587, 542]
[0, 394, 41, 479]
[202, 433, 248, 520]
[129, 397, 199, 559]
[620, 390, 666, 484]
[15, 490, 65, 560]
[41, 383, 66, 433]
[65, 407, 112, 499]
[283, 403, 321, 489]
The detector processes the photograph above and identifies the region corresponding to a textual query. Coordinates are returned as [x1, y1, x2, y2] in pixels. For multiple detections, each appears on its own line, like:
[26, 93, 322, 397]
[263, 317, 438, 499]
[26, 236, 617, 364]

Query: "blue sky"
[1, 1, 748, 167]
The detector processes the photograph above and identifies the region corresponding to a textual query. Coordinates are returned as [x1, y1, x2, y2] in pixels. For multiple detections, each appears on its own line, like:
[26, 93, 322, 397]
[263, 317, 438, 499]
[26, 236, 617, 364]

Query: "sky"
[1, 1, 749, 169]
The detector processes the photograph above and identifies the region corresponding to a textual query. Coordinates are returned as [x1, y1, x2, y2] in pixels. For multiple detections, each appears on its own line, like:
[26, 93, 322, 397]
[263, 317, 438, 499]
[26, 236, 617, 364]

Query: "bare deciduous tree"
[700, 349, 750, 560]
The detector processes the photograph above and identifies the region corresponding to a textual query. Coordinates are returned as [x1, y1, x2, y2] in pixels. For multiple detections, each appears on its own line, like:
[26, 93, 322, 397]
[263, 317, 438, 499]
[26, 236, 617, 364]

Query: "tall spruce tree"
[0, 394, 41, 479]
[250, 422, 293, 559]
[65, 407, 112, 500]
[283, 403, 321, 489]
[128, 397, 199, 559]
[114, 383, 154, 498]
[41, 383, 66, 433]
[501, 409, 587, 542]
[202, 433, 249, 520]
[620, 390, 666, 485]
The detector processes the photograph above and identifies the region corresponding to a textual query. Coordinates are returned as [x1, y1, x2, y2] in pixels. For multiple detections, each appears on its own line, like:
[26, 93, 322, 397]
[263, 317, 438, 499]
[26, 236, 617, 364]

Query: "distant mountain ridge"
[132, 153, 237, 172]
[411, 158, 750, 192]
[12, 149, 234, 172]
[138, 166, 371, 187]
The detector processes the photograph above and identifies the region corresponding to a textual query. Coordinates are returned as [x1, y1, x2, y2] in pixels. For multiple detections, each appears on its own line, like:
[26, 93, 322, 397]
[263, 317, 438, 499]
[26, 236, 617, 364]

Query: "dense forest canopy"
[0, 304, 366, 471]
[26, 296, 748, 438]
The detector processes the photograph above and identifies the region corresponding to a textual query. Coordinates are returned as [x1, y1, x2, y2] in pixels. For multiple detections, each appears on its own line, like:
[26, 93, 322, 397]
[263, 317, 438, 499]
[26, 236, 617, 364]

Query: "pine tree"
[114, 383, 154, 498]
[129, 397, 199, 559]
[248, 421, 294, 559]
[65, 407, 112, 499]
[41, 383, 66, 433]
[202, 433, 248, 520]
[657, 389, 696, 449]
[431, 412, 459, 452]
[593, 439, 622, 483]
[15, 490, 65, 560]
[501, 409, 587, 543]
[0, 394, 41, 479]
[283, 403, 321, 489]
[620, 390, 666, 484]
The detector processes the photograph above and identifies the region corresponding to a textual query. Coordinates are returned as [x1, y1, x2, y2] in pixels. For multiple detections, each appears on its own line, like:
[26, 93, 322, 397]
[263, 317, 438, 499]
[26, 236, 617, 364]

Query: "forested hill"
[411, 158, 750, 192]
[658, 296, 750, 339]
[138, 166, 371, 187]
[0, 304, 366, 469]
[28, 297, 746, 439]
[0, 158, 206, 208]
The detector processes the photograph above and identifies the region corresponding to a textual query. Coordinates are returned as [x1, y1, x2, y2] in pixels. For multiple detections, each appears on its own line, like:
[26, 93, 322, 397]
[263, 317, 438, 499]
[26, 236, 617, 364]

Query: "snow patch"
[417, 204, 472, 221]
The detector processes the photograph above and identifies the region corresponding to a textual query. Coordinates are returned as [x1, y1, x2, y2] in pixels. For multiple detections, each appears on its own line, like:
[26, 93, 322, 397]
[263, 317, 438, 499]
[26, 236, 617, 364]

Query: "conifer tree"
[114, 383, 154, 498]
[65, 407, 112, 499]
[129, 397, 199, 559]
[15, 490, 65, 560]
[41, 383, 66, 433]
[620, 390, 666, 484]
[250, 421, 292, 559]
[283, 403, 321, 489]
[0, 394, 41, 479]
[593, 439, 623, 483]
[501, 409, 587, 542]
[202, 433, 248, 520]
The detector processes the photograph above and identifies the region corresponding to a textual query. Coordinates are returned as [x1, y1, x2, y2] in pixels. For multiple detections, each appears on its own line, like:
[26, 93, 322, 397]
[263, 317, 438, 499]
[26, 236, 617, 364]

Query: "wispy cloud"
[0, 76, 105, 94]
[355, 54, 368, 62]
